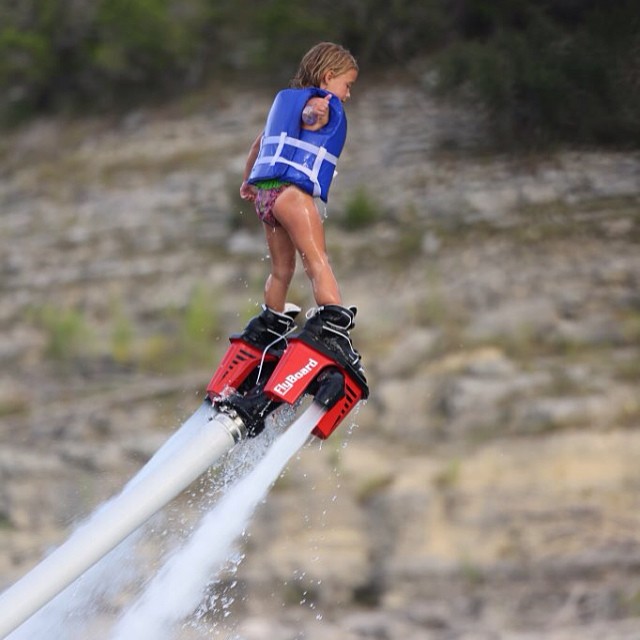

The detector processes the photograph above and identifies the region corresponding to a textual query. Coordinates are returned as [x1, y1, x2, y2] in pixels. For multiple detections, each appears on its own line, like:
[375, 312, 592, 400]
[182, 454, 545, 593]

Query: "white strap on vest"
[255, 132, 339, 198]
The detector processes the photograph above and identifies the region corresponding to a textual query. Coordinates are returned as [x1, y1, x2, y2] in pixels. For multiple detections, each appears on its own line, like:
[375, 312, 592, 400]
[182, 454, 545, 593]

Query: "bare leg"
[271, 187, 342, 306]
[263, 222, 296, 312]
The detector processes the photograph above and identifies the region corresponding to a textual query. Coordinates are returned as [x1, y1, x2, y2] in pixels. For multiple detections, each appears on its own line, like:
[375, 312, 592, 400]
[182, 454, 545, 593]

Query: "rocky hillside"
[1, 79, 640, 639]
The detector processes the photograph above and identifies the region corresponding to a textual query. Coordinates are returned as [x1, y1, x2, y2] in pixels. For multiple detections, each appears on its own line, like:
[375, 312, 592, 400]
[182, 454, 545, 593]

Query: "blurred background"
[1, 1, 640, 638]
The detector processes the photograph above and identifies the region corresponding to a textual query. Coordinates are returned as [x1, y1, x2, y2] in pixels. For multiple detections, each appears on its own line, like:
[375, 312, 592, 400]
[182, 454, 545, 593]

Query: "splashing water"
[5, 403, 217, 640]
[110, 403, 324, 640]
[3, 400, 325, 639]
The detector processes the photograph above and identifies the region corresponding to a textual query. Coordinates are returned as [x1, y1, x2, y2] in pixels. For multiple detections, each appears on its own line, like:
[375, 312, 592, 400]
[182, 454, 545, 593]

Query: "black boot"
[239, 303, 301, 350]
[299, 304, 364, 371]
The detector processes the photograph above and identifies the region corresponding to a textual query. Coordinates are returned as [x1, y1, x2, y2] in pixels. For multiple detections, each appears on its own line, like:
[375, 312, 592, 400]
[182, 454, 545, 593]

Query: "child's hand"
[301, 95, 331, 130]
[240, 180, 257, 201]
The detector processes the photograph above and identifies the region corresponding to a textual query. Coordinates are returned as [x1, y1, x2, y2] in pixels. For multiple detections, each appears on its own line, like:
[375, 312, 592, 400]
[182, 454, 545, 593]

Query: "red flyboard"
[206, 338, 277, 399]
[264, 338, 366, 439]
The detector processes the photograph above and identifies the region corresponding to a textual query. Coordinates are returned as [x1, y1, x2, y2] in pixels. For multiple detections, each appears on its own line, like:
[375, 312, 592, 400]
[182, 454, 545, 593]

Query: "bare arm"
[240, 132, 263, 201]
[301, 95, 331, 131]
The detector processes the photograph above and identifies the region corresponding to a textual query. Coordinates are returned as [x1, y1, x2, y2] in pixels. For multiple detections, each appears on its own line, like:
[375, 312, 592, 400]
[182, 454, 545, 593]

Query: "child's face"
[321, 68, 358, 103]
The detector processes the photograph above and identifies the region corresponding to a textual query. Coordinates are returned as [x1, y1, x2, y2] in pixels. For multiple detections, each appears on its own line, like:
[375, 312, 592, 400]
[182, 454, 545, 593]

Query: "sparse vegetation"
[181, 283, 222, 363]
[340, 186, 382, 231]
[110, 298, 135, 365]
[26, 284, 223, 374]
[32, 304, 94, 361]
[132, 285, 223, 373]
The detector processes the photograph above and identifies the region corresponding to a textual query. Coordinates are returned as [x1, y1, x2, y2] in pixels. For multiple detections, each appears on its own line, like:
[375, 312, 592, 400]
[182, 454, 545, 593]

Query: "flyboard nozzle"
[211, 405, 248, 443]
[312, 367, 346, 409]
[216, 384, 282, 440]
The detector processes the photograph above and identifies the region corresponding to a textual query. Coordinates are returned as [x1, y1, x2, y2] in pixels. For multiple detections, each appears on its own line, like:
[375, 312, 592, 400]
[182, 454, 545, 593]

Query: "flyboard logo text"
[273, 358, 319, 396]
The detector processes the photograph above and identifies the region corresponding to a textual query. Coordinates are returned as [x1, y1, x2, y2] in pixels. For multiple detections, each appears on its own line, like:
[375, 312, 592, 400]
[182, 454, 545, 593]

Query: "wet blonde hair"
[290, 42, 358, 89]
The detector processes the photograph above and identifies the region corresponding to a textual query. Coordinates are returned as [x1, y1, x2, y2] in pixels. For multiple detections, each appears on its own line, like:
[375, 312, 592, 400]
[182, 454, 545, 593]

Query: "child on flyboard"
[237, 42, 364, 376]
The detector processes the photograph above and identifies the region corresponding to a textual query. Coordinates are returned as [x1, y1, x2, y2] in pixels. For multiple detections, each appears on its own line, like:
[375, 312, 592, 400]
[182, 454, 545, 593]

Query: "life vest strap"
[255, 133, 338, 198]
[261, 134, 339, 164]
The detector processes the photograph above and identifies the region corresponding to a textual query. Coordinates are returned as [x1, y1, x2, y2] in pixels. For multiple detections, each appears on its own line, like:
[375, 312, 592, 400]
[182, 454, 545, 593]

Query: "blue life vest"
[248, 88, 347, 202]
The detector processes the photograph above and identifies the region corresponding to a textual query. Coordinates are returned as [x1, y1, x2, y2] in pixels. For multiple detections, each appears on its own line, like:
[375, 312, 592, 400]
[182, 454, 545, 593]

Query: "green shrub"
[110, 301, 135, 365]
[434, 1, 640, 146]
[91, 0, 203, 89]
[35, 305, 92, 361]
[0, 28, 55, 121]
[341, 186, 381, 230]
[0, 0, 209, 120]
[1, 0, 638, 147]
